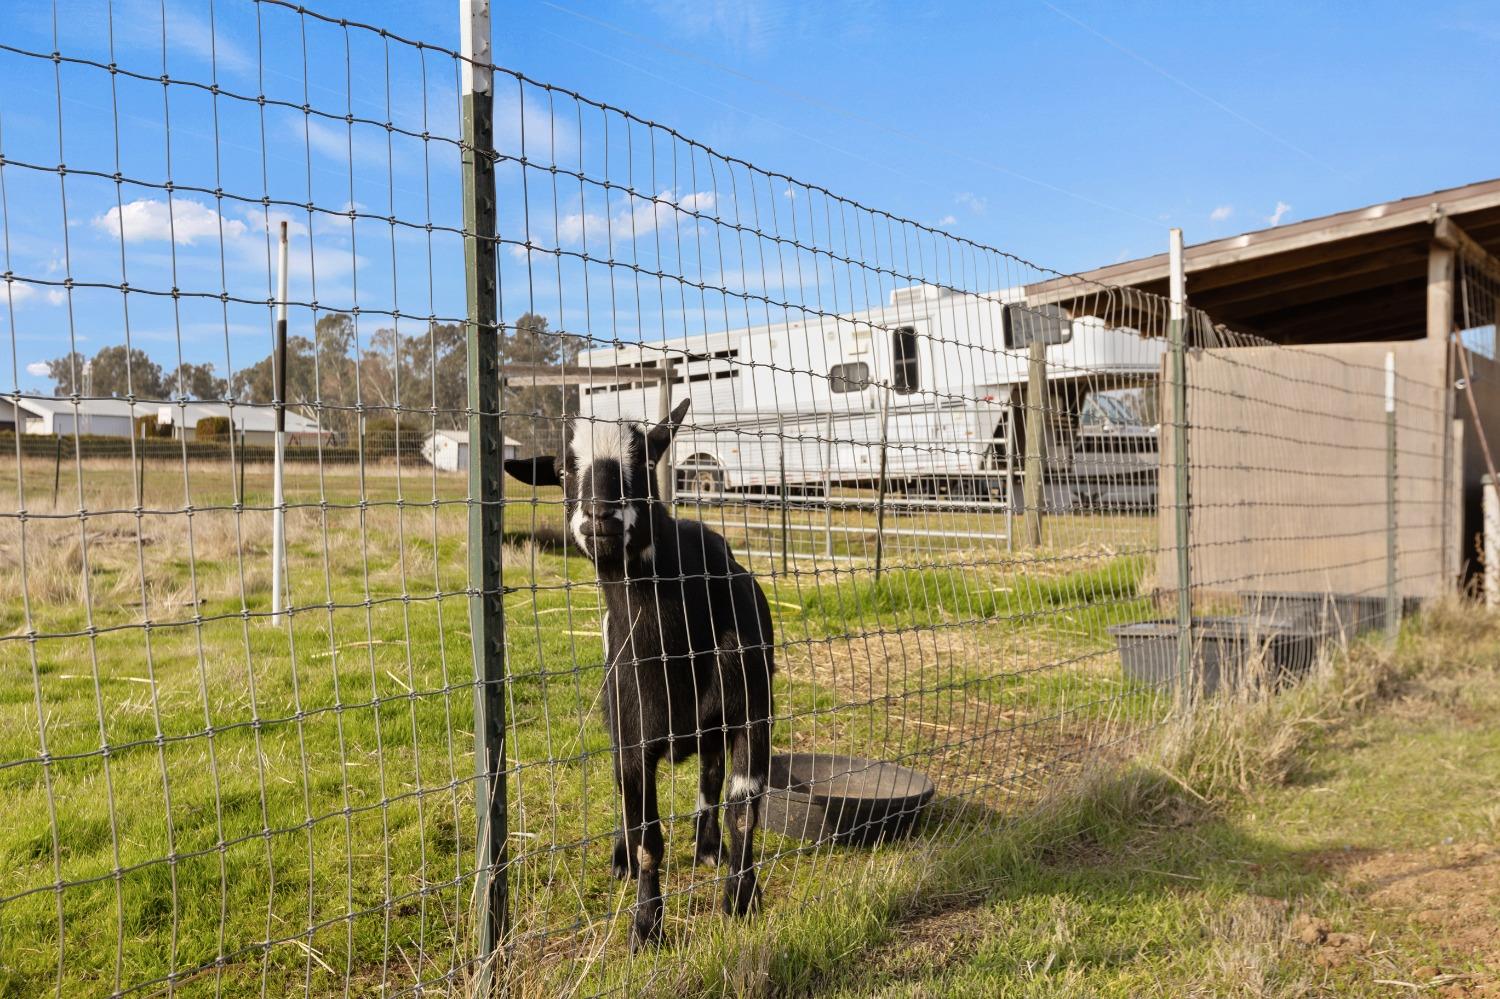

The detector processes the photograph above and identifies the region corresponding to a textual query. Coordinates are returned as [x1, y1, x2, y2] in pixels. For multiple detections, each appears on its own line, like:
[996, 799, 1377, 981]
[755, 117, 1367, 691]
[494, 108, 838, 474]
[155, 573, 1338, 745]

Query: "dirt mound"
[1301, 843, 1500, 994]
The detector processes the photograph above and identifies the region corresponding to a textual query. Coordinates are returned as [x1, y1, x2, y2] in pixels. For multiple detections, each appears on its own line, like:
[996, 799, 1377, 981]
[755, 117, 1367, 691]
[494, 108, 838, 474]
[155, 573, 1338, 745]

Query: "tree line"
[43, 312, 579, 452]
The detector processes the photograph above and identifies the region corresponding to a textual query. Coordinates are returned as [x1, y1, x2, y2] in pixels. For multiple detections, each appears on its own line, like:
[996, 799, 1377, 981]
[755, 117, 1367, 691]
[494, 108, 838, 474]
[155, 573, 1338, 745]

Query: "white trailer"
[577, 285, 1164, 498]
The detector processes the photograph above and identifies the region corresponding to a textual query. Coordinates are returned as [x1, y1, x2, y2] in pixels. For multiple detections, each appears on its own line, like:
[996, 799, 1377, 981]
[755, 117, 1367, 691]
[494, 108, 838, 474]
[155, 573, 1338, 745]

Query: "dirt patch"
[1352, 843, 1500, 963]
[866, 892, 997, 982]
[1296, 843, 1500, 994]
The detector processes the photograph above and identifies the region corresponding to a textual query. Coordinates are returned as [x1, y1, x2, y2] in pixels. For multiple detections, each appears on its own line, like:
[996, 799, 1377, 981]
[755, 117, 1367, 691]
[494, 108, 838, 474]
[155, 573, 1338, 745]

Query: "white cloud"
[1266, 201, 1292, 226]
[25, 361, 50, 377]
[299, 118, 353, 162]
[93, 198, 248, 245]
[1209, 204, 1233, 222]
[46, 289, 66, 306]
[954, 191, 988, 215]
[937, 214, 957, 227]
[555, 189, 717, 249]
[4, 282, 37, 306]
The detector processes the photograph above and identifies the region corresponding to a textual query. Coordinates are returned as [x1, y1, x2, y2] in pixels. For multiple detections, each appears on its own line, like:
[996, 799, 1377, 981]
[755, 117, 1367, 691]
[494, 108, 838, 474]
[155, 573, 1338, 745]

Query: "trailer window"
[892, 326, 919, 394]
[828, 362, 870, 393]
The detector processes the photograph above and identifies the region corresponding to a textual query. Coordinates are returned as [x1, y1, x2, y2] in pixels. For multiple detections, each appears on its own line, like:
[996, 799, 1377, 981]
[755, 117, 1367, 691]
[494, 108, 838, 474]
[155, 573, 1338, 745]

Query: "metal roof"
[12, 396, 163, 418]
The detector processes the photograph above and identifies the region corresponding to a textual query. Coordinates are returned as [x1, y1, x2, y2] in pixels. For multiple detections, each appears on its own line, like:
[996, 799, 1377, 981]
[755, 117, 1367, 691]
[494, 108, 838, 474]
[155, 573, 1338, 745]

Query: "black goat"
[504, 399, 775, 949]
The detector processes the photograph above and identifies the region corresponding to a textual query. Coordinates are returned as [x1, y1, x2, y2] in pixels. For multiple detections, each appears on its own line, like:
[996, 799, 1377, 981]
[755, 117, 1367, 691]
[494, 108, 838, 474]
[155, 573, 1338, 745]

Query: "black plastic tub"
[1107, 616, 1317, 697]
[761, 753, 935, 846]
[1236, 591, 1406, 640]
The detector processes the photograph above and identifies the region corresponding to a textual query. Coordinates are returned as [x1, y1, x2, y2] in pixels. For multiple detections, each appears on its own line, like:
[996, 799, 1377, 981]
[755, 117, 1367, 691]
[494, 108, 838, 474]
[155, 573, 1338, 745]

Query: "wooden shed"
[1025, 177, 1500, 600]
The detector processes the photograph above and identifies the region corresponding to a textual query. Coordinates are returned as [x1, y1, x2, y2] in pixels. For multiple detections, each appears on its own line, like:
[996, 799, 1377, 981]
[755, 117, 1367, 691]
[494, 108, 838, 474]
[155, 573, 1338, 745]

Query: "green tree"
[46, 345, 166, 399]
[45, 352, 88, 396]
[230, 335, 318, 409]
[502, 312, 579, 454]
[403, 321, 467, 430]
[166, 361, 227, 401]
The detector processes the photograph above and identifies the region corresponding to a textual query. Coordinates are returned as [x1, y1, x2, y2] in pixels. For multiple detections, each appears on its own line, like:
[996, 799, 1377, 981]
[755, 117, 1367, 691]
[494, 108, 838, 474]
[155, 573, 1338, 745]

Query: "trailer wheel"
[679, 457, 725, 496]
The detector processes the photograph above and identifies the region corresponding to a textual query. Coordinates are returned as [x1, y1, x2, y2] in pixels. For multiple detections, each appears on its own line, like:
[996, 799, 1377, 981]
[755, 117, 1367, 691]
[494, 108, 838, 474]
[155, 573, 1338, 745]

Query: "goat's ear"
[646, 397, 691, 464]
[504, 456, 562, 487]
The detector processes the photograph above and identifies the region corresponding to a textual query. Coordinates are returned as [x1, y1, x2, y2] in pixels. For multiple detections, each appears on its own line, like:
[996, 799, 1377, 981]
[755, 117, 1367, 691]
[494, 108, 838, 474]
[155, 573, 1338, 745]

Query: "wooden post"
[1427, 242, 1455, 343]
[1486, 473, 1498, 609]
[1429, 239, 1456, 587]
[1023, 339, 1047, 547]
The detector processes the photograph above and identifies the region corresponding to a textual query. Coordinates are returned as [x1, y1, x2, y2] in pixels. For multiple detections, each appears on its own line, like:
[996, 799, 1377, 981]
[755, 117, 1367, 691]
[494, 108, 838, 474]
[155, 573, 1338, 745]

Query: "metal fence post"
[52, 435, 62, 508]
[823, 408, 835, 557]
[874, 384, 891, 580]
[462, 0, 508, 987]
[1385, 351, 1400, 641]
[778, 414, 789, 576]
[1169, 228, 1192, 699]
[271, 221, 289, 622]
[1005, 404, 1016, 552]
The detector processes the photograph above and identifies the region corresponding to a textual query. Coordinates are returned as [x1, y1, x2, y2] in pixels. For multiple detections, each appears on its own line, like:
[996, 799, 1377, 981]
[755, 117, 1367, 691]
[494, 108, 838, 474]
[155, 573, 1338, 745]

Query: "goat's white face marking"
[569, 419, 637, 484]
[566, 418, 650, 564]
[728, 774, 763, 799]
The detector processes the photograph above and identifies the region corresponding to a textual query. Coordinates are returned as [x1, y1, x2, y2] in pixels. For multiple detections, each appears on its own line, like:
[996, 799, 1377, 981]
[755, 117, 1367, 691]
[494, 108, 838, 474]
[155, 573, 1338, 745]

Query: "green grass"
[0, 455, 1177, 996]
[756, 606, 1500, 999]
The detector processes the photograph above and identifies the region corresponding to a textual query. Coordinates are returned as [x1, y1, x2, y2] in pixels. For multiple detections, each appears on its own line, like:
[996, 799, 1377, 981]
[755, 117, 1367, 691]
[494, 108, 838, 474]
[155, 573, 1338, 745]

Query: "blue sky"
[2, 0, 1497, 397]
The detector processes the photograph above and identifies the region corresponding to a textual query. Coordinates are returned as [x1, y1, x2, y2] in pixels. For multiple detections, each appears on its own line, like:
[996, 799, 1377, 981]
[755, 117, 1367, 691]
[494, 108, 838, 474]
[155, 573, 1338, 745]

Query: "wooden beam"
[1435, 216, 1500, 289]
[1197, 243, 1428, 310]
[1204, 259, 1430, 318]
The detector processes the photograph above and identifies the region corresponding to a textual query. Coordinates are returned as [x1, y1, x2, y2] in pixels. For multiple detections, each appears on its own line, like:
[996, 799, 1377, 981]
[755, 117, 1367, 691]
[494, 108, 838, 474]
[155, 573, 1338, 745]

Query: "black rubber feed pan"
[762, 753, 935, 846]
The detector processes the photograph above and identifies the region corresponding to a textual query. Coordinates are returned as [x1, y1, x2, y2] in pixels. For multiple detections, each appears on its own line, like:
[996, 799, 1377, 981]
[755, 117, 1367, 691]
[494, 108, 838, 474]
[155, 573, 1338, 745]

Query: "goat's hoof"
[611, 838, 636, 880]
[693, 837, 724, 867]
[629, 900, 664, 951]
[722, 871, 760, 918]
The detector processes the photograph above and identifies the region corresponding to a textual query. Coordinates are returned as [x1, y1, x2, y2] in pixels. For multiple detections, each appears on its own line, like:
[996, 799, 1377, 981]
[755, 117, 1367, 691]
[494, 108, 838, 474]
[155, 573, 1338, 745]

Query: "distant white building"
[155, 402, 333, 446]
[422, 429, 520, 472]
[0, 396, 158, 437]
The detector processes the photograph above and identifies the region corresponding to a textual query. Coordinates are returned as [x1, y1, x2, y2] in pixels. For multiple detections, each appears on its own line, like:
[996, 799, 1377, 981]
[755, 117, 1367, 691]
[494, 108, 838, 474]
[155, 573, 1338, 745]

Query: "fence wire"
[0, 3, 1455, 998]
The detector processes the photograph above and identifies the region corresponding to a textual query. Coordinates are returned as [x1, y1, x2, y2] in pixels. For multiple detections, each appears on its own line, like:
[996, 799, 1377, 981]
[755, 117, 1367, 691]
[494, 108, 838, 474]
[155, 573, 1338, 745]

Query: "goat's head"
[504, 397, 690, 568]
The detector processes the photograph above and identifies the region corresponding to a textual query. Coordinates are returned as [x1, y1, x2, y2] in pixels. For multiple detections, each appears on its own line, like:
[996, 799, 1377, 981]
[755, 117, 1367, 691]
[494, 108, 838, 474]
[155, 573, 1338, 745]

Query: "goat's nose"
[581, 498, 618, 521]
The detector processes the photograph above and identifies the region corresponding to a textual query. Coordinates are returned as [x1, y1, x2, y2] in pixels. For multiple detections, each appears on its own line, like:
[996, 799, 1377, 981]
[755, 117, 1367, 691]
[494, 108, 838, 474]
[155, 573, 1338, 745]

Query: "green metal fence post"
[1169, 228, 1193, 701]
[462, 1, 508, 989]
[1385, 351, 1400, 641]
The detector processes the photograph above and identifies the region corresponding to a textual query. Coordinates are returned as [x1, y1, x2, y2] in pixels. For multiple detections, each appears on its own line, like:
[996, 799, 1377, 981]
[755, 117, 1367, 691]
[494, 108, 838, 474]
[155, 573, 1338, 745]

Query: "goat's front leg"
[694, 739, 725, 867]
[619, 754, 665, 950]
[722, 718, 770, 917]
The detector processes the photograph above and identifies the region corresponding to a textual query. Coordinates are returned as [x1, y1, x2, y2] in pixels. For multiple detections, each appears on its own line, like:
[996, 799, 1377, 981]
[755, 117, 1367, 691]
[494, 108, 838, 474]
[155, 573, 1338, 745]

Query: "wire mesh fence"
[0, 3, 1456, 997]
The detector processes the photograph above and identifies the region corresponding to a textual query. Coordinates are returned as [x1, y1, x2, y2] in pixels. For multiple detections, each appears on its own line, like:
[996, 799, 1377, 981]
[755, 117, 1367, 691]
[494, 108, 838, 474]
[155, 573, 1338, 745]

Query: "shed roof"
[1025, 176, 1500, 344]
[156, 402, 326, 434]
[15, 396, 164, 418]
